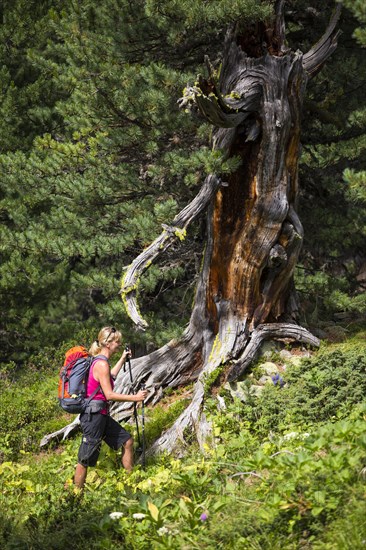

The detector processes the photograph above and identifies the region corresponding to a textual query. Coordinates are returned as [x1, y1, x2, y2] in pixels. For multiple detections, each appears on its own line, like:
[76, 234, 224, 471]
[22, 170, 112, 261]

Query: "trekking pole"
[140, 382, 146, 470]
[124, 345, 142, 450]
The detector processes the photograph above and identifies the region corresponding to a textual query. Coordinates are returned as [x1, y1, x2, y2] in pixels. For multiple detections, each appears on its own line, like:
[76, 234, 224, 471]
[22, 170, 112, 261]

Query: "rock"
[333, 312, 353, 321]
[216, 395, 226, 411]
[250, 385, 265, 397]
[324, 325, 348, 342]
[285, 355, 303, 367]
[224, 381, 264, 402]
[259, 340, 279, 358]
[311, 328, 328, 339]
[279, 349, 292, 359]
[224, 381, 246, 402]
[259, 361, 280, 376]
[258, 375, 273, 385]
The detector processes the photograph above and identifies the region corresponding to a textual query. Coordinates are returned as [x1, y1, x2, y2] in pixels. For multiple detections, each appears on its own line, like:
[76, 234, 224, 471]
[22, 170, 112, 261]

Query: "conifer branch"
[97, 87, 148, 129]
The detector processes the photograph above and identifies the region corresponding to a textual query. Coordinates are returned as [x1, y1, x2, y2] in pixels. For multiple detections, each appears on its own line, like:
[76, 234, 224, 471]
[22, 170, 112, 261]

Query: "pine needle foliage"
[1, 0, 366, 362]
[0, 0, 275, 362]
[290, 1, 366, 324]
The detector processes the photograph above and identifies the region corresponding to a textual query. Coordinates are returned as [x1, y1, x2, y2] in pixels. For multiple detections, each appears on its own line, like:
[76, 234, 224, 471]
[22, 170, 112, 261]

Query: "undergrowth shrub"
[0, 345, 69, 460]
[1, 335, 366, 549]
[0, 375, 62, 460]
[144, 398, 191, 447]
[1, 404, 365, 549]
[240, 344, 366, 436]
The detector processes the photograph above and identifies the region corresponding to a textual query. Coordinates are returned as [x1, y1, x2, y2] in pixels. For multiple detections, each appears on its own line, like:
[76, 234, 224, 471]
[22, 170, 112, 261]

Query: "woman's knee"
[124, 437, 134, 449]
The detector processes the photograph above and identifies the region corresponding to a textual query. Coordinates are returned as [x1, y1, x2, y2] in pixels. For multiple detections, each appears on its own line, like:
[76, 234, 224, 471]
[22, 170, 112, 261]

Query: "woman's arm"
[95, 360, 147, 402]
[110, 349, 130, 379]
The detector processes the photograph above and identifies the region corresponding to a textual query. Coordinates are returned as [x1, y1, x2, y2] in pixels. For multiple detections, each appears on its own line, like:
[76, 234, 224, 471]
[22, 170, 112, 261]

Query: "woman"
[73, 326, 147, 489]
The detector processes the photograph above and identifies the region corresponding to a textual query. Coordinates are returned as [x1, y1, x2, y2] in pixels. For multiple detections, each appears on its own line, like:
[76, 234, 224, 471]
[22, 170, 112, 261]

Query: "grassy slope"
[0, 330, 365, 549]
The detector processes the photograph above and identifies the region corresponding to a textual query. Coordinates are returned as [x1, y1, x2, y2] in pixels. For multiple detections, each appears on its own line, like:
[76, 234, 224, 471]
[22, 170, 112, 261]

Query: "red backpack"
[58, 346, 107, 414]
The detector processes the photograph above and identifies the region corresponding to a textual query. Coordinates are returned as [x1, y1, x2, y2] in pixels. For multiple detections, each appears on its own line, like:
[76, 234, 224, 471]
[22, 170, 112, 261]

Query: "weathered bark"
[146, 322, 319, 457]
[42, 4, 340, 453]
[120, 174, 222, 330]
[303, 4, 342, 77]
[227, 323, 320, 382]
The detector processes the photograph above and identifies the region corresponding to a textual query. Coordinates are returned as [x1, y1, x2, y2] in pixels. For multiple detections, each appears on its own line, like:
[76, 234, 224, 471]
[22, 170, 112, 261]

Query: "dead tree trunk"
[42, 3, 341, 452]
[114, 4, 341, 454]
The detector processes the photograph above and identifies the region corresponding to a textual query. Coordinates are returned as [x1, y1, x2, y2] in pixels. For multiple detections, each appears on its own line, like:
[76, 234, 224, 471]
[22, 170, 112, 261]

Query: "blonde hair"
[89, 326, 122, 356]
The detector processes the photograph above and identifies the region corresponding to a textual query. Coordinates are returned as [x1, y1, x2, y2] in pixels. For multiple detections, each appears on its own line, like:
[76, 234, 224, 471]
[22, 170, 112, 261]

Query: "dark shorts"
[78, 412, 132, 467]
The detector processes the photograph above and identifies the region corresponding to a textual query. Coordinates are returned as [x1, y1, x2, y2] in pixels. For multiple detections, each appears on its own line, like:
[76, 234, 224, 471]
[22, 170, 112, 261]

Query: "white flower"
[109, 512, 124, 520]
[133, 513, 147, 520]
[283, 431, 299, 440]
[157, 526, 170, 536]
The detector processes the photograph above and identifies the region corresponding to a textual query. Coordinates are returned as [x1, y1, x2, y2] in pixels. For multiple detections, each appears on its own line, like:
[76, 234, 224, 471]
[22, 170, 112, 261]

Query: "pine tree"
[2, 0, 272, 361]
[1, 0, 365, 389]
[338, 1, 366, 206]
[0, 0, 68, 152]
[295, 2, 366, 322]
[0, 0, 71, 360]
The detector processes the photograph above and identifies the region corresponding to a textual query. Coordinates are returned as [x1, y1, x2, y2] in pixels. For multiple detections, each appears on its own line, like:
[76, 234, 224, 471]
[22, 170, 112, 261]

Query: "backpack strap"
[85, 354, 110, 401]
[61, 377, 66, 400]
[93, 354, 110, 364]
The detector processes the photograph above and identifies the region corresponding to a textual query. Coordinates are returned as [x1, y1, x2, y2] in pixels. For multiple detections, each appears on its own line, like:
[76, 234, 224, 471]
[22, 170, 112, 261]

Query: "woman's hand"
[121, 348, 132, 363]
[110, 347, 132, 379]
[134, 389, 148, 402]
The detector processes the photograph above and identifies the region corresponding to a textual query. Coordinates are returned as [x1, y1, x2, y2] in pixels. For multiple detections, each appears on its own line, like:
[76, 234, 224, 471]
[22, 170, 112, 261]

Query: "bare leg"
[121, 437, 134, 472]
[74, 463, 87, 488]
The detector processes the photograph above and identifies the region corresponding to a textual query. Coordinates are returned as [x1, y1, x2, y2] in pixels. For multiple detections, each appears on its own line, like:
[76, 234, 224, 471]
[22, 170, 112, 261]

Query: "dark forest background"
[1, 0, 365, 365]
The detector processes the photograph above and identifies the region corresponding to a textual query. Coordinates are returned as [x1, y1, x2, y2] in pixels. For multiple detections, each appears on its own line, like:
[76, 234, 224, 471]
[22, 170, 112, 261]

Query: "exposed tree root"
[145, 323, 319, 457]
[40, 323, 319, 449]
[40, 414, 81, 448]
[145, 331, 228, 457]
[227, 323, 320, 381]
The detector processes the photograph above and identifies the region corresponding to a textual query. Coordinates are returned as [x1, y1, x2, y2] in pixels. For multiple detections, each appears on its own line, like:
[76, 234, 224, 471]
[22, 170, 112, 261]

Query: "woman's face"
[109, 339, 122, 356]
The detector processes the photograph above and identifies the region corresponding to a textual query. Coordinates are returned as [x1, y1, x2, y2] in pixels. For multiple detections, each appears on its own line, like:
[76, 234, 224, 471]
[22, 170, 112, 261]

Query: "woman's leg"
[74, 463, 88, 488]
[121, 437, 134, 472]
[103, 417, 133, 472]
[74, 413, 106, 488]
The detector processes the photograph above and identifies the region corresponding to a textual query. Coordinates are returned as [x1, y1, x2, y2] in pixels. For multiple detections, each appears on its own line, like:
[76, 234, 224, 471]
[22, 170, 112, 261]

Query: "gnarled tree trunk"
[42, 3, 341, 453]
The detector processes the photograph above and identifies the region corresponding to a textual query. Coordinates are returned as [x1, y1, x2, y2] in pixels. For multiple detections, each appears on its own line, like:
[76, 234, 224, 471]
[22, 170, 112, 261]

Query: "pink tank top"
[87, 358, 114, 415]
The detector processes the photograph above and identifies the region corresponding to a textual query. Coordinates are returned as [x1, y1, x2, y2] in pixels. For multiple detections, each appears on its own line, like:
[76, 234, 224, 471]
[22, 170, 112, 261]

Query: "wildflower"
[283, 431, 298, 440]
[200, 512, 208, 522]
[157, 526, 170, 536]
[271, 373, 285, 388]
[109, 512, 124, 520]
[133, 513, 147, 520]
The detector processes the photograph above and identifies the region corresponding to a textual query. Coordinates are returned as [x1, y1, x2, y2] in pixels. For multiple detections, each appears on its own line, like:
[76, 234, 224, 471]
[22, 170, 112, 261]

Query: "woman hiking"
[73, 326, 147, 489]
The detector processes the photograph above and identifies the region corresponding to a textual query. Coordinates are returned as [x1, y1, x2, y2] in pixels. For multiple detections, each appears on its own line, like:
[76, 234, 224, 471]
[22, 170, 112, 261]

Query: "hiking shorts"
[78, 412, 132, 467]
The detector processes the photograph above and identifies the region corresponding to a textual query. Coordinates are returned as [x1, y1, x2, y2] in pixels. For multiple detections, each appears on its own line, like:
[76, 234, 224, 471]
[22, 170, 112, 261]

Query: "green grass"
[1, 332, 366, 549]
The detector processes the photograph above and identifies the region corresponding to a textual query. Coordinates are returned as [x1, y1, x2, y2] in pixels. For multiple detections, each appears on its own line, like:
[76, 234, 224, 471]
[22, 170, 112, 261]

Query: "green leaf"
[147, 501, 159, 522]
